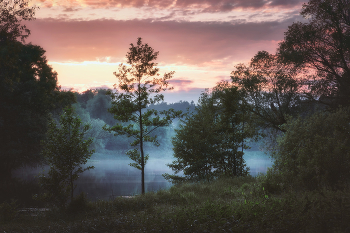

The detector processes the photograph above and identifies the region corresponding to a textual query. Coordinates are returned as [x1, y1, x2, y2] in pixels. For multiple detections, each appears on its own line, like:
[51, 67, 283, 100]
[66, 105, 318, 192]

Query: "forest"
[1, 0, 350, 232]
[73, 89, 195, 158]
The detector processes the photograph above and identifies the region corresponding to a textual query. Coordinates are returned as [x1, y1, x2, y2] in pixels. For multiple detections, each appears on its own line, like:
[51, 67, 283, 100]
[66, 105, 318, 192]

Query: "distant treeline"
[73, 89, 196, 158]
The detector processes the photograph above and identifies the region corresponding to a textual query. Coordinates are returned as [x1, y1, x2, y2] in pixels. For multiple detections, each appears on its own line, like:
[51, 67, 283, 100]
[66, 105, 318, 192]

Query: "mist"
[14, 148, 273, 201]
[13, 90, 273, 200]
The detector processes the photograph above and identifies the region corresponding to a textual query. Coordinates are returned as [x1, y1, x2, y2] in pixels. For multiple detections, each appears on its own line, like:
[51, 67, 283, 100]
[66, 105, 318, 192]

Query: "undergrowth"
[1, 175, 350, 232]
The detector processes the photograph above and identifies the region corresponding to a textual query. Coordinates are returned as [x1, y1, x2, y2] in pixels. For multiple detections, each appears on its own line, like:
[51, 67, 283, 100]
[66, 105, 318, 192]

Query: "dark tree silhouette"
[279, 0, 350, 108]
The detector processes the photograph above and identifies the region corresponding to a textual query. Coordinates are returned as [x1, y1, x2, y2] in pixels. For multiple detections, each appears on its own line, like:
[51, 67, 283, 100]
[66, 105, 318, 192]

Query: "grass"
[1, 175, 350, 232]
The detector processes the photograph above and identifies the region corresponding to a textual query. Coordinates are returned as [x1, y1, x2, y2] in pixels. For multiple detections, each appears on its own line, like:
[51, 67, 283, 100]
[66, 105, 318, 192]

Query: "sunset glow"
[27, 0, 306, 102]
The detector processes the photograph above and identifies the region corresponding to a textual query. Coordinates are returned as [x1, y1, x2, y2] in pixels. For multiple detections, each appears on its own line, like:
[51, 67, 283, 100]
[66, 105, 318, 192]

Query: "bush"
[266, 107, 350, 192]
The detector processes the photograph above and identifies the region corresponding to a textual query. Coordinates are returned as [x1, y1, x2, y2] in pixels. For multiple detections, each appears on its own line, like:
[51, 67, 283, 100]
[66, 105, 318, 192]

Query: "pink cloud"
[35, 0, 306, 11]
[27, 17, 300, 66]
[169, 79, 194, 86]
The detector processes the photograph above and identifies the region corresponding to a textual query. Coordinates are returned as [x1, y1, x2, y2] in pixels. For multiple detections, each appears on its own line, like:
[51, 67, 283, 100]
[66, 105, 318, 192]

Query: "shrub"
[266, 107, 350, 191]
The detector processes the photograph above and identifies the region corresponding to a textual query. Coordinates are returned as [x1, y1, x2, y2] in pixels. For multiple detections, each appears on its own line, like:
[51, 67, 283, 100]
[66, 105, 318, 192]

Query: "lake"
[14, 150, 274, 201]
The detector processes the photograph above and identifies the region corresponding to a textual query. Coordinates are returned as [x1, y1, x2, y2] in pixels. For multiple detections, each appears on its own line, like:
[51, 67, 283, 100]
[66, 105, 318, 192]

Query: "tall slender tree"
[104, 38, 182, 194]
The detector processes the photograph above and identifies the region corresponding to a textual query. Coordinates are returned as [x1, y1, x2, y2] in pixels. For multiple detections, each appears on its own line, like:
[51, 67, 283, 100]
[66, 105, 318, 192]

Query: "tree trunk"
[70, 170, 74, 202]
[140, 139, 145, 194]
[139, 104, 145, 194]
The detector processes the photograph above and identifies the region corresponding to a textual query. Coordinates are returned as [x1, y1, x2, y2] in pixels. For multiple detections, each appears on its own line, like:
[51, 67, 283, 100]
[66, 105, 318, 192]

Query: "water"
[75, 158, 177, 201]
[244, 150, 274, 176]
[74, 150, 273, 200]
[14, 150, 273, 201]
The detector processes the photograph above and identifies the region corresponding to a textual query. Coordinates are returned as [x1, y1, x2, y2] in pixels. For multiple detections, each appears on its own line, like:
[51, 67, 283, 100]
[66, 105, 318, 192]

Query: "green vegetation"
[38, 107, 95, 208]
[1, 0, 350, 231]
[71, 89, 195, 155]
[0, 0, 75, 203]
[104, 37, 183, 194]
[2, 176, 350, 232]
[264, 107, 350, 192]
[165, 85, 255, 183]
[231, 50, 304, 132]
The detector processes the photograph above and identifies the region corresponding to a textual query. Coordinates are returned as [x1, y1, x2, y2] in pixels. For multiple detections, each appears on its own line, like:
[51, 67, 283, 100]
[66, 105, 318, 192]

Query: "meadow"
[1, 175, 349, 232]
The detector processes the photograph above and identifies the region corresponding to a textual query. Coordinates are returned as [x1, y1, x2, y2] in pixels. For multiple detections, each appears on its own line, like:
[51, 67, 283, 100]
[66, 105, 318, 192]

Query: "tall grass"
[1, 175, 350, 232]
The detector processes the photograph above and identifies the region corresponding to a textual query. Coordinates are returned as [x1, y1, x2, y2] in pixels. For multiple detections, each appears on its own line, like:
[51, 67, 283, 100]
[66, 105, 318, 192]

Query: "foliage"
[0, 0, 36, 43]
[265, 107, 350, 191]
[39, 107, 94, 208]
[0, 1, 75, 189]
[278, 0, 350, 108]
[104, 37, 182, 194]
[73, 90, 191, 155]
[85, 89, 116, 125]
[164, 85, 253, 183]
[231, 51, 306, 132]
[148, 100, 196, 113]
[75, 89, 95, 108]
[0, 40, 75, 183]
[3, 176, 350, 232]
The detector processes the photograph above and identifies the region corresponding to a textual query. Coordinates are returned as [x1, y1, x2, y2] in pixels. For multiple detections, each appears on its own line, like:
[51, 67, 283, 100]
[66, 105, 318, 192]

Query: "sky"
[27, 0, 307, 103]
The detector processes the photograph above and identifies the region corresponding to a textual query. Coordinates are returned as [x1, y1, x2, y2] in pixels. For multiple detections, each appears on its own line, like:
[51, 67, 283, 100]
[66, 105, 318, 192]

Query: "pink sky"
[27, 0, 306, 103]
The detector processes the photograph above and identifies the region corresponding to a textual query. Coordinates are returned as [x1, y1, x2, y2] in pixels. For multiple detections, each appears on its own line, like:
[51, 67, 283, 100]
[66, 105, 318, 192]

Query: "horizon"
[27, 0, 307, 103]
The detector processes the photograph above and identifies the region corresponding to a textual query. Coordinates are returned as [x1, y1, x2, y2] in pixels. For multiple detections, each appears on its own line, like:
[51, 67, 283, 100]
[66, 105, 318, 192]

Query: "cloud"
[169, 79, 194, 86]
[163, 87, 206, 103]
[27, 16, 301, 66]
[63, 7, 81, 12]
[34, 0, 306, 12]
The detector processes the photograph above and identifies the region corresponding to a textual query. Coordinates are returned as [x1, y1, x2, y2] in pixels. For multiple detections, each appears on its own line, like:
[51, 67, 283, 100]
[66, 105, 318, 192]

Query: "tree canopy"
[0, 41, 64, 182]
[164, 85, 252, 183]
[0, 0, 36, 43]
[264, 107, 350, 191]
[231, 51, 305, 132]
[0, 1, 74, 185]
[279, 0, 350, 107]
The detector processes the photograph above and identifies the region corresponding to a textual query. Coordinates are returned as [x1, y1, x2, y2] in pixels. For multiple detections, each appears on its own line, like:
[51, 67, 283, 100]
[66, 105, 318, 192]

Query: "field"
[1, 175, 350, 233]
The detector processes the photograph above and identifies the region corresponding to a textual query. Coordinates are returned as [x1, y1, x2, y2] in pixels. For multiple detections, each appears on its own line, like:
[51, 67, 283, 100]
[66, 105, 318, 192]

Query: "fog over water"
[76, 150, 273, 201]
[7, 95, 276, 200]
[14, 149, 273, 201]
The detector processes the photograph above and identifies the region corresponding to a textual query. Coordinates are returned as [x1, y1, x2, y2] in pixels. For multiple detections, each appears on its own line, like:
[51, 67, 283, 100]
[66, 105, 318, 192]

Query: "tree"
[278, 0, 350, 108]
[264, 107, 350, 191]
[39, 107, 94, 207]
[212, 81, 261, 154]
[86, 89, 115, 125]
[231, 51, 305, 132]
[164, 86, 251, 183]
[75, 89, 95, 109]
[0, 0, 75, 186]
[0, 0, 36, 43]
[0, 40, 75, 183]
[104, 37, 182, 194]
